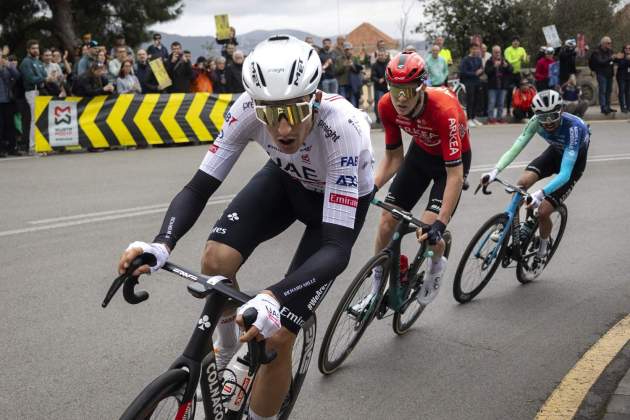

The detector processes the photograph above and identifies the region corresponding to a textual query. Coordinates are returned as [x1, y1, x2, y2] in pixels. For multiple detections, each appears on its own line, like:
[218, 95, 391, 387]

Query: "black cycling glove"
[426, 220, 446, 245]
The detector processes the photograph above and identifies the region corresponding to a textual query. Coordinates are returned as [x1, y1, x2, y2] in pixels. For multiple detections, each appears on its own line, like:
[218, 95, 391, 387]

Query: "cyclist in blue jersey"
[481, 90, 590, 265]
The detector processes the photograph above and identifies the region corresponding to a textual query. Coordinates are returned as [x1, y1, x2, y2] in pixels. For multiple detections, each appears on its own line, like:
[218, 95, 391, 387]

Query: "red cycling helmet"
[386, 51, 428, 84]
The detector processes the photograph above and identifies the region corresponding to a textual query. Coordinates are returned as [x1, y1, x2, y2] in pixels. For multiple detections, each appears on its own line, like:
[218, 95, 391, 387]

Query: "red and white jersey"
[378, 87, 471, 167]
[200, 92, 375, 229]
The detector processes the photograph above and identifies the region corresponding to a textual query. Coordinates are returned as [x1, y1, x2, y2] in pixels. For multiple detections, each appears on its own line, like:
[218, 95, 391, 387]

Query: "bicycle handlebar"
[242, 308, 277, 372]
[474, 177, 529, 198]
[102, 253, 155, 307]
[371, 198, 430, 231]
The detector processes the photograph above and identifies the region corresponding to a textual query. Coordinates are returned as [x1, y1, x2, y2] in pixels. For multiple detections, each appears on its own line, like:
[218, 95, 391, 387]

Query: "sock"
[538, 237, 549, 257]
[213, 312, 238, 352]
[247, 409, 277, 420]
[428, 256, 446, 274]
[371, 265, 383, 295]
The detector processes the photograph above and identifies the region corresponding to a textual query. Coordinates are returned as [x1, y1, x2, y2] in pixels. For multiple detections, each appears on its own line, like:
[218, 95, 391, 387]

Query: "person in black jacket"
[484, 45, 512, 123]
[590, 36, 616, 114]
[370, 49, 389, 124]
[211, 57, 229, 93]
[72, 62, 114, 97]
[225, 50, 244, 93]
[459, 43, 483, 126]
[615, 44, 630, 113]
[558, 39, 577, 85]
[166, 41, 193, 93]
[135, 49, 161, 93]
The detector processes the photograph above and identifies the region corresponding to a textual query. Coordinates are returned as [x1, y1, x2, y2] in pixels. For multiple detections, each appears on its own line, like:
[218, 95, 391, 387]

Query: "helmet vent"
[269, 35, 290, 42]
[288, 60, 297, 85]
[407, 68, 418, 79]
[256, 63, 267, 87]
[309, 68, 319, 84]
[308, 49, 314, 60]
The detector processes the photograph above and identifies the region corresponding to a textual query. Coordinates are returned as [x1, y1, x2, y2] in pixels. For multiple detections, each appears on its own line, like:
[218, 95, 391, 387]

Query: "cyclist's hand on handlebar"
[118, 241, 170, 276]
[481, 168, 499, 186]
[236, 292, 281, 342]
[526, 189, 545, 209]
[417, 220, 446, 245]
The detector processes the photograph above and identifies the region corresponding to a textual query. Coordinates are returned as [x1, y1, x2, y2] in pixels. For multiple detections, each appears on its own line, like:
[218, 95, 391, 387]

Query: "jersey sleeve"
[437, 105, 465, 167]
[199, 94, 258, 181]
[322, 110, 372, 229]
[543, 124, 581, 194]
[378, 94, 403, 149]
[496, 116, 538, 171]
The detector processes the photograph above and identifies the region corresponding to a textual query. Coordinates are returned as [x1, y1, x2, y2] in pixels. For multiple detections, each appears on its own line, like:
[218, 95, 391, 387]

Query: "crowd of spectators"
[0, 28, 249, 156]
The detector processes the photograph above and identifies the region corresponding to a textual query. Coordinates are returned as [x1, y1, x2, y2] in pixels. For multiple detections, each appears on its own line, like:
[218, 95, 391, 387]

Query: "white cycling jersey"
[200, 92, 375, 229]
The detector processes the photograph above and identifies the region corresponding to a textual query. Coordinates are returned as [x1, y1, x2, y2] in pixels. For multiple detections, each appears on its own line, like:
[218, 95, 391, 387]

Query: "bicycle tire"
[317, 252, 390, 375]
[392, 231, 453, 334]
[453, 213, 510, 303]
[277, 315, 317, 420]
[516, 204, 568, 284]
[120, 368, 194, 420]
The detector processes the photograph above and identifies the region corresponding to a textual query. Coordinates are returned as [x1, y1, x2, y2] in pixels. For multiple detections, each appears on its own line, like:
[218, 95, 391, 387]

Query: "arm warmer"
[153, 169, 221, 250]
[543, 126, 581, 194]
[267, 222, 354, 306]
[496, 117, 537, 171]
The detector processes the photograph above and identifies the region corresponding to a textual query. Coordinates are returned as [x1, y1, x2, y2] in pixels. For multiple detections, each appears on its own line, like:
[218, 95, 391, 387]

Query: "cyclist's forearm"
[374, 148, 404, 188]
[438, 166, 464, 225]
[267, 223, 354, 306]
[543, 150, 577, 195]
[153, 170, 221, 250]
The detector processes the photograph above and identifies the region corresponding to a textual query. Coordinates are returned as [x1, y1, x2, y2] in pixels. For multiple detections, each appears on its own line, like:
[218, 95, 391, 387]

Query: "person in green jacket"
[426, 44, 449, 86]
[18, 39, 49, 154]
[504, 36, 529, 83]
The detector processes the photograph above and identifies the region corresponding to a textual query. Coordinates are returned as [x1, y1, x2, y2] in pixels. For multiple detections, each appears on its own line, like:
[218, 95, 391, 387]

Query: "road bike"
[447, 77, 467, 111]
[318, 198, 451, 374]
[102, 254, 316, 419]
[452, 178, 568, 303]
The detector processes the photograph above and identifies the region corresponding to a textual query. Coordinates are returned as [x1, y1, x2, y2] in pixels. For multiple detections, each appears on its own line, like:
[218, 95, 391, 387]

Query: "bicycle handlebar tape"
[123, 276, 149, 304]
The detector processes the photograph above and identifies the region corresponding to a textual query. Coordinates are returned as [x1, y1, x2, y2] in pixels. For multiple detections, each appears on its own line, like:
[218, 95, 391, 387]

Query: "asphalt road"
[1, 120, 629, 420]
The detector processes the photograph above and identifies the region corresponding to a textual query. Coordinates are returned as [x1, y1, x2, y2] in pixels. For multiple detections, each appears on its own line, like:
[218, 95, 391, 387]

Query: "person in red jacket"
[512, 78, 537, 122]
[535, 47, 555, 91]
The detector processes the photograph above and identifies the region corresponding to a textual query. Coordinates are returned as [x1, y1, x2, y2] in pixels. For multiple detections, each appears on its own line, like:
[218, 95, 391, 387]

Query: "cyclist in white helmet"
[481, 90, 590, 267]
[118, 35, 375, 419]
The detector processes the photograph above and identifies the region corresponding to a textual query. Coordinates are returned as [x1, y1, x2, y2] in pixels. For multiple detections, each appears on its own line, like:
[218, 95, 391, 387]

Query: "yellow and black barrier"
[34, 93, 237, 153]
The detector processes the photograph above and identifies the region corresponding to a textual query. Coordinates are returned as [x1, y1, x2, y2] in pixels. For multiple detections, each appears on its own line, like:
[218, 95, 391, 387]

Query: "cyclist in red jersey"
[356, 51, 472, 310]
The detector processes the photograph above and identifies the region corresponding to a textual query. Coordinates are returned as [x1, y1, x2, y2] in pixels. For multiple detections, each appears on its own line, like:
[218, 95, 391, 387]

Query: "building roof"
[346, 22, 399, 53]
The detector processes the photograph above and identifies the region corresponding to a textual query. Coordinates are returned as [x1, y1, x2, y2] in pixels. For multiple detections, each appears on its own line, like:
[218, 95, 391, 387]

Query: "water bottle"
[223, 345, 254, 412]
[400, 254, 409, 285]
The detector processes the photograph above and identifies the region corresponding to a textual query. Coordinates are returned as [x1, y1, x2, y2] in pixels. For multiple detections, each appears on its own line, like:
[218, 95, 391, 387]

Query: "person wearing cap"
[535, 47, 556, 91]
[558, 39, 577, 85]
[72, 62, 114, 97]
[511, 78, 537, 122]
[504, 36, 529, 82]
[147, 33, 169, 60]
[77, 40, 99, 76]
[334, 41, 363, 107]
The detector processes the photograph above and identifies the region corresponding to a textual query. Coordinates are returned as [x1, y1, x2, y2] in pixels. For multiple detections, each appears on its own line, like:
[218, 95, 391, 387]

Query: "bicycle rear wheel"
[318, 252, 390, 375]
[120, 369, 194, 420]
[516, 204, 568, 283]
[453, 214, 509, 303]
[392, 231, 452, 335]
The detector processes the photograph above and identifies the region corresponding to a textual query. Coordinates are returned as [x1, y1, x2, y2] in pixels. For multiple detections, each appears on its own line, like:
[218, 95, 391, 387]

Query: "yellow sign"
[149, 58, 172, 90]
[214, 14, 231, 41]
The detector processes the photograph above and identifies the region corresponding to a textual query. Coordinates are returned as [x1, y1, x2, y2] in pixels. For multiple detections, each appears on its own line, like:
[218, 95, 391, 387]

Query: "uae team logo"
[48, 101, 79, 147]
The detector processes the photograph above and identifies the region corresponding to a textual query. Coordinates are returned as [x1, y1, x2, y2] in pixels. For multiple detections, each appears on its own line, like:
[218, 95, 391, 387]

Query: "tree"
[0, 0, 183, 57]
[399, 0, 416, 49]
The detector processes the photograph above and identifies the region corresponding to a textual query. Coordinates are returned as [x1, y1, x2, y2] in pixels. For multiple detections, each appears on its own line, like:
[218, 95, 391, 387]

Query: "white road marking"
[2, 154, 630, 238]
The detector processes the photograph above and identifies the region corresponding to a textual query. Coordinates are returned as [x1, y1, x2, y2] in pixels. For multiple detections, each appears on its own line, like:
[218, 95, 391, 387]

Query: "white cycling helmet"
[565, 38, 577, 48]
[532, 90, 563, 124]
[242, 35, 322, 102]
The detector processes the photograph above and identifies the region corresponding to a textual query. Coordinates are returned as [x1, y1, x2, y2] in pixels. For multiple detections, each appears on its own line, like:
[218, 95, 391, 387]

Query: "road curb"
[536, 314, 630, 419]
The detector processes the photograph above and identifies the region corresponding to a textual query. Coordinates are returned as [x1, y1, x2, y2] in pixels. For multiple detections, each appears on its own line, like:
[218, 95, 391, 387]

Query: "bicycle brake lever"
[482, 183, 492, 195]
[242, 307, 277, 374]
[121, 254, 155, 304]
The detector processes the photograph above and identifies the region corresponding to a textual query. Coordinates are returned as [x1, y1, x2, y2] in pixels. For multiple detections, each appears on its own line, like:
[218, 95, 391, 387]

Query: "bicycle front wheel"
[516, 204, 568, 283]
[120, 369, 194, 420]
[318, 252, 390, 375]
[392, 231, 453, 335]
[453, 214, 509, 303]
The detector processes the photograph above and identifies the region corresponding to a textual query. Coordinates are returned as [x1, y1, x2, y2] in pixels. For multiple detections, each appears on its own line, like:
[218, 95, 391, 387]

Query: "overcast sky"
[150, 0, 425, 39]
